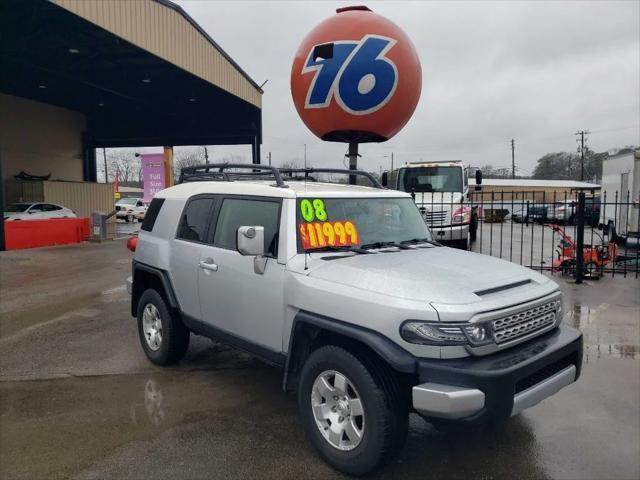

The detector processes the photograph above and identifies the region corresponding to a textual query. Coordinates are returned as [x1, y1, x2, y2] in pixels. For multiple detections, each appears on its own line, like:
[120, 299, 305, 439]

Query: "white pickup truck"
[383, 160, 481, 249]
[127, 164, 582, 475]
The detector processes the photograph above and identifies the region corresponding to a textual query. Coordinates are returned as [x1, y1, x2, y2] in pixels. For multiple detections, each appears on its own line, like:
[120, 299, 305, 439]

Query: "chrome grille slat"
[491, 301, 558, 344]
[420, 209, 448, 226]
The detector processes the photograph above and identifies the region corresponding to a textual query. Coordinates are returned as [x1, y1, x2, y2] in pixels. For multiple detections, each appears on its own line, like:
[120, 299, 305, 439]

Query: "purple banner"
[142, 154, 165, 203]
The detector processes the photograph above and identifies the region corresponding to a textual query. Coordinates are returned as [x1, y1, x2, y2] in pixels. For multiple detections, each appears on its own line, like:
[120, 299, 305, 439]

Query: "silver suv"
[127, 164, 583, 475]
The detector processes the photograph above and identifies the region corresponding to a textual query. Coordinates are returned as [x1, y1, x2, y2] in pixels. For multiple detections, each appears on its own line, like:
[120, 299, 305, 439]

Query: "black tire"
[454, 237, 469, 250]
[137, 289, 190, 365]
[298, 345, 408, 476]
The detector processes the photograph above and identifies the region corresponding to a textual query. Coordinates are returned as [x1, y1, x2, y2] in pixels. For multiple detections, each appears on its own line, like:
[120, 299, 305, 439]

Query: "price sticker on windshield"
[300, 198, 328, 222]
[299, 221, 360, 250]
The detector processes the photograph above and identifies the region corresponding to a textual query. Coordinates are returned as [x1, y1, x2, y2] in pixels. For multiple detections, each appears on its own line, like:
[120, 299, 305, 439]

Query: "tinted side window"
[141, 198, 165, 232]
[213, 199, 280, 255]
[177, 198, 215, 242]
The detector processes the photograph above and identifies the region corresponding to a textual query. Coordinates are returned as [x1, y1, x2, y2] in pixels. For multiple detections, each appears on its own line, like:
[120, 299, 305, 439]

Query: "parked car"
[550, 197, 600, 226]
[510, 203, 550, 224]
[116, 197, 147, 223]
[126, 164, 583, 475]
[510, 205, 528, 223]
[3, 202, 76, 221]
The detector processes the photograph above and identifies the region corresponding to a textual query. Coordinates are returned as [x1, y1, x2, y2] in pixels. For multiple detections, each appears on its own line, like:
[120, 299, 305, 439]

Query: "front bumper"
[412, 324, 582, 423]
[429, 224, 469, 242]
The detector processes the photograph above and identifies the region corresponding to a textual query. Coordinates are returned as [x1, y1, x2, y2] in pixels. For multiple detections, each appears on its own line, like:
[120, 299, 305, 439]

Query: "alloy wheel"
[311, 370, 365, 451]
[142, 303, 163, 351]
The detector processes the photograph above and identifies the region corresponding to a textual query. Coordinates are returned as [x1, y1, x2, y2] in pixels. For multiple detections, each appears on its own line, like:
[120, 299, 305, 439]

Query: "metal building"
[0, 0, 263, 249]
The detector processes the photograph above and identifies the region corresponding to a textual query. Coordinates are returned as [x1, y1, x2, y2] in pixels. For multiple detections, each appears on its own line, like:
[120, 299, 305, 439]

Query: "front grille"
[420, 209, 448, 226]
[492, 301, 557, 344]
[515, 356, 575, 394]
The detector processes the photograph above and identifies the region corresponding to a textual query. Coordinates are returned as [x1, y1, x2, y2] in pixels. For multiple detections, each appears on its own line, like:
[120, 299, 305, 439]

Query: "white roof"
[402, 161, 463, 167]
[473, 178, 600, 189]
[158, 180, 409, 200]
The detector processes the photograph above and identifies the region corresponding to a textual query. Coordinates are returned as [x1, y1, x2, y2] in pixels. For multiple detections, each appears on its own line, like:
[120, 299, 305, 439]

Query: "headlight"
[400, 321, 493, 346]
[452, 206, 471, 225]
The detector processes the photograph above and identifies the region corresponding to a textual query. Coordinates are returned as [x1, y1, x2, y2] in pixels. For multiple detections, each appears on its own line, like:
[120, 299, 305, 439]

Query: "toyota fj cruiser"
[127, 164, 583, 475]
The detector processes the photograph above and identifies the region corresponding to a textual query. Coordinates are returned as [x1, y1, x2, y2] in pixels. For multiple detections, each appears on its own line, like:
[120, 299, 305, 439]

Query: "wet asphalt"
[0, 240, 638, 480]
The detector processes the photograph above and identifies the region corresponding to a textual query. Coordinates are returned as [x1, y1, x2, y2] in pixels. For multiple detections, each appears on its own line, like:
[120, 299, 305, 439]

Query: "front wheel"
[454, 237, 469, 250]
[469, 215, 478, 242]
[298, 345, 408, 475]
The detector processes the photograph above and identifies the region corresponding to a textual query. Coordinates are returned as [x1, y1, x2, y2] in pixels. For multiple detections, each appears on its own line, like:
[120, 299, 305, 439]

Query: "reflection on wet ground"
[0, 242, 638, 479]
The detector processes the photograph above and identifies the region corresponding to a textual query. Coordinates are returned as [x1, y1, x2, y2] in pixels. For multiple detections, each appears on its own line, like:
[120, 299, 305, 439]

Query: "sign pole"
[163, 146, 174, 187]
[348, 142, 358, 185]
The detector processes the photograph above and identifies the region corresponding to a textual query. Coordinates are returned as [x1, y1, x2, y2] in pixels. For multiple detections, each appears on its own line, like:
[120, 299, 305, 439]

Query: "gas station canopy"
[0, 0, 263, 164]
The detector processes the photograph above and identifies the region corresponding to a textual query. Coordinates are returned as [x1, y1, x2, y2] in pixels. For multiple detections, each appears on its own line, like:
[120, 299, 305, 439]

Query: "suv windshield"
[297, 197, 432, 252]
[398, 166, 463, 193]
[117, 198, 138, 205]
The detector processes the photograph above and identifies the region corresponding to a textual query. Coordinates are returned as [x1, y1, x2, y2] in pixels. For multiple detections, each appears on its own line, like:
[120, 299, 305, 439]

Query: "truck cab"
[385, 160, 479, 249]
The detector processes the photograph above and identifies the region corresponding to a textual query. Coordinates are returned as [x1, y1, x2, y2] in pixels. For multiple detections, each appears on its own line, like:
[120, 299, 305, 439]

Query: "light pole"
[384, 152, 394, 171]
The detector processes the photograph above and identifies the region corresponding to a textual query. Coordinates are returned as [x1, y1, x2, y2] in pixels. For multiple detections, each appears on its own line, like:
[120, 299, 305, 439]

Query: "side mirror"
[237, 226, 265, 256]
[381, 171, 388, 187]
[237, 226, 267, 275]
[475, 169, 483, 191]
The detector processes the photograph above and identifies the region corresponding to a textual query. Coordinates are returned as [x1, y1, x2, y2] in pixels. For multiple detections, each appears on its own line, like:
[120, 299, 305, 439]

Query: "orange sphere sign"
[291, 6, 422, 143]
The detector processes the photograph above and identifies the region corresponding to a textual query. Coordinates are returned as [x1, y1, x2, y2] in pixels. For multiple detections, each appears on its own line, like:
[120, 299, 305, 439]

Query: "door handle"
[198, 258, 218, 272]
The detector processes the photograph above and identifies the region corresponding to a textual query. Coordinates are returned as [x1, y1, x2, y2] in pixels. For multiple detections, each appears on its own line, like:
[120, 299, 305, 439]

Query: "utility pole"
[268, 151, 272, 166]
[304, 144, 307, 169]
[384, 152, 394, 171]
[510, 139, 515, 179]
[204, 146, 209, 164]
[575, 130, 590, 181]
[102, 147, 108, 182]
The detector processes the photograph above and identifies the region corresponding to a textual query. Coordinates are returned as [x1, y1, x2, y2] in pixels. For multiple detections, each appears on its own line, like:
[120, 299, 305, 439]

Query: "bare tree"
[105, 148, 140, 184]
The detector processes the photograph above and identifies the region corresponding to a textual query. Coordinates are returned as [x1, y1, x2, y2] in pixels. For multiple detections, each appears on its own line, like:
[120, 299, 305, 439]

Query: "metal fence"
[413, 189, 639, 280]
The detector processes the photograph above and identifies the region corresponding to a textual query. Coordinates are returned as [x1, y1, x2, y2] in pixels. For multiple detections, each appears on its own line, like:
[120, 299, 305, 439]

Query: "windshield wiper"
[399, 237, 442, 247]
[307, 245, 372, 254]
[360, 241, 411, 250]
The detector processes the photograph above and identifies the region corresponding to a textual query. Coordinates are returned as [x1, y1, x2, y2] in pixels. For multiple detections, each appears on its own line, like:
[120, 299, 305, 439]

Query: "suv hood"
[307, 247, 549, 305]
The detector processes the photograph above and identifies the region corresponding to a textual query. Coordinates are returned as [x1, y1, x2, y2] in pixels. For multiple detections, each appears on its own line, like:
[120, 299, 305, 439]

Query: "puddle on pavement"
[566, 302, 640, 361]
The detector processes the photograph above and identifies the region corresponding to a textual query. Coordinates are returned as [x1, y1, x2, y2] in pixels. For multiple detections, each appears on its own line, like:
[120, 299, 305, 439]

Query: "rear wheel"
[298, 345, 408, 475]
[137, 289, 190, 365]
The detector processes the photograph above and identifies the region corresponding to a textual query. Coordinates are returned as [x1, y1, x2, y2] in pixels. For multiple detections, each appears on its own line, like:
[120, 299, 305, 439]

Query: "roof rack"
[279, 168, 383, 189]
[179, 163, 288, 187]
[178, 164, 383, 189]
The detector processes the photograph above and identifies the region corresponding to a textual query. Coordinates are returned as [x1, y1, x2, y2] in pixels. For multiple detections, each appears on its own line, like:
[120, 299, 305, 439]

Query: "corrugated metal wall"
[4, 180, 45, 204]
[52, 0, 261, 108]
[43, 181, 115, 219]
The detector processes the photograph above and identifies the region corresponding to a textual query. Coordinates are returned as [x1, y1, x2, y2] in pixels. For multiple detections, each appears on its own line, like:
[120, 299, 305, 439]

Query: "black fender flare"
[283, 310, 417, 391]
[131, 261, 180, 316]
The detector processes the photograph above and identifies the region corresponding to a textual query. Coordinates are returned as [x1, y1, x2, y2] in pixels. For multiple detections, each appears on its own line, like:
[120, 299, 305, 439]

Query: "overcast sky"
[175, 0, 639, 176]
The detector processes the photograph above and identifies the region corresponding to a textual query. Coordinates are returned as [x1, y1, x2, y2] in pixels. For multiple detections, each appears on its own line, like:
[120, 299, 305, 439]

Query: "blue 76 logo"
[302, 35, 398, 115]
